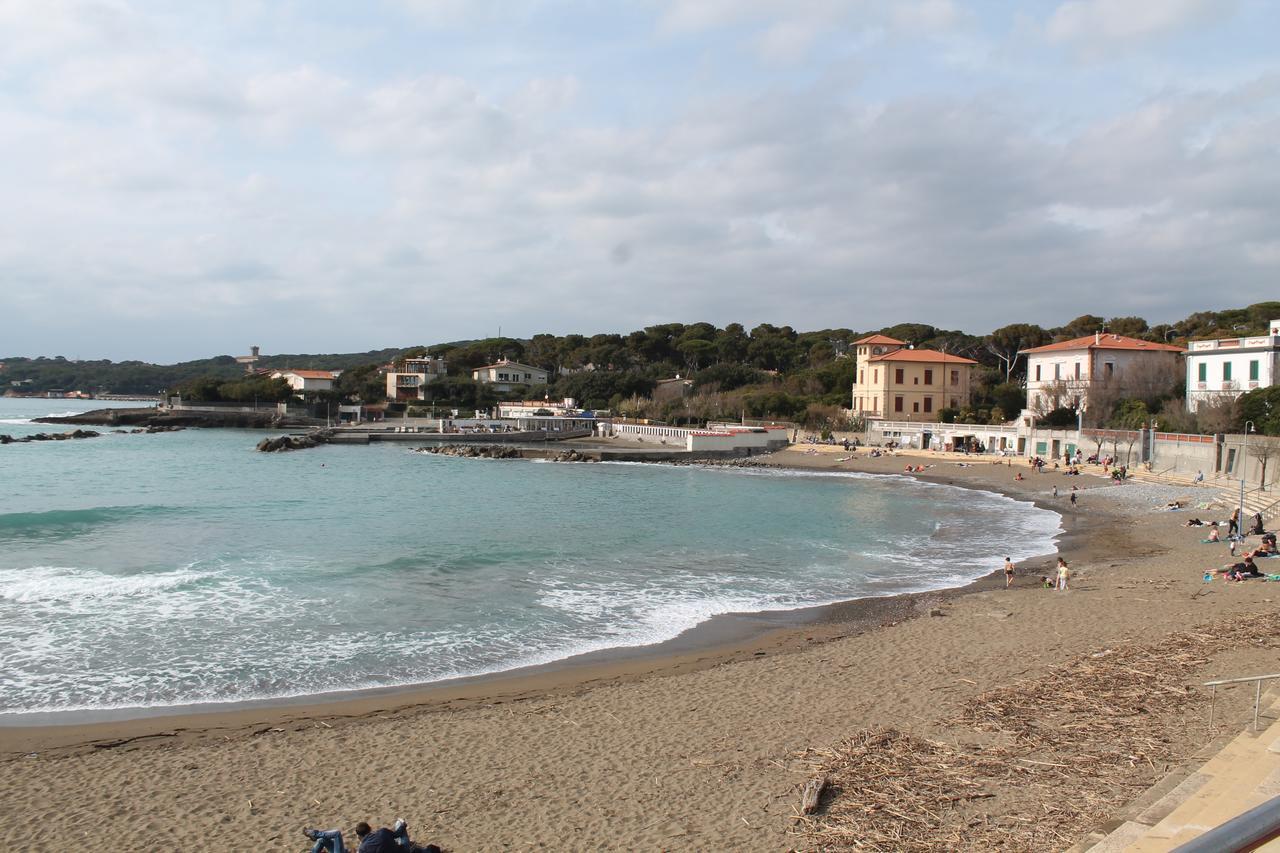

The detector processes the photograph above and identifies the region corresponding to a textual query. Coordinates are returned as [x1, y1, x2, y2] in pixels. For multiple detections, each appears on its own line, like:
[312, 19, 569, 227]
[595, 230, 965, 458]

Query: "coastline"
[4, 446, 1267, 851]
[0, 449, 1066, 746]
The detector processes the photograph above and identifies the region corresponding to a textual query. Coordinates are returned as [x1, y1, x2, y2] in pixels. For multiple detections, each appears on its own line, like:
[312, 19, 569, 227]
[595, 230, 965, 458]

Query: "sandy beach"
[2, 448, 1276, 851]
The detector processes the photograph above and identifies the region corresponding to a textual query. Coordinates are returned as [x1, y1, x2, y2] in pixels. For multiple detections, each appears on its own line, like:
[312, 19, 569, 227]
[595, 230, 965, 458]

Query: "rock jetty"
[414, 445, 595, 462]
[415, 444, 523, 459]
[0, 429, 101, 444]
[256, 429, 336, 452]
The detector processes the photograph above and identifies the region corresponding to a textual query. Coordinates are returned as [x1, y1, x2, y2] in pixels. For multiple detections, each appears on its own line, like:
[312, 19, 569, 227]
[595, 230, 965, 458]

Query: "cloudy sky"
[2, 0, 1278, 361]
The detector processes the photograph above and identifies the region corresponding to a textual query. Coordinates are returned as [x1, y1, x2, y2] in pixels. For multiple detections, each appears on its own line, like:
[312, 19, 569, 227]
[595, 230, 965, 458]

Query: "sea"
[0, 397, 1061, 718]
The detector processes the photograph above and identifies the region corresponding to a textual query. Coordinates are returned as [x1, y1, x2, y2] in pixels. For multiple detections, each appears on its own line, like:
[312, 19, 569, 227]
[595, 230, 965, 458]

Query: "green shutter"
[1250, 360, 1259, 381]
[1198, 363, 1206, 382]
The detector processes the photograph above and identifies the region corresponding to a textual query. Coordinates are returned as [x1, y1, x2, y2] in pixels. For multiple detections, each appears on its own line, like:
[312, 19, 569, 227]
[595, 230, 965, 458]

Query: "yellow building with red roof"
[851, 334, 979, 421]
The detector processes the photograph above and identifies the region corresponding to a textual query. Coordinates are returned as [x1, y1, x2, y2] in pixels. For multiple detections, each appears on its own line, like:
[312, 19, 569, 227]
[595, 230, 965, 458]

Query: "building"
[385, 356, 447, 401]
[851, 334, 978, 421]
[471, 359, 548, 392]
[271, 369, 339, 395]
[236, 345, 261, 374]
[497, 398, 587, 418]
[1020, 333, 1183, 415]
[1184, 320, 1280, 412]
[652, 376, 694, 403]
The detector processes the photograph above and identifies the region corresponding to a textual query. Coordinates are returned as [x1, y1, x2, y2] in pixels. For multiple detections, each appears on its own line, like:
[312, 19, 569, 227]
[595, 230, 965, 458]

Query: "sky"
[1, 0, 1278, 362]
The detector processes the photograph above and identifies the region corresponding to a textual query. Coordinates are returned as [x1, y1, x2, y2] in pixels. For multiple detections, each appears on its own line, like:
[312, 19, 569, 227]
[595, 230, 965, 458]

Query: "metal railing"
[1171, 793, 1280, 852]
[1205, 673, 1280, 731]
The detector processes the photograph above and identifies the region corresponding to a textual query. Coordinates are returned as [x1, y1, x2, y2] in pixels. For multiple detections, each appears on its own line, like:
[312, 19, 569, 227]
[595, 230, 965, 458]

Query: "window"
[1224, 363, 1232, 381]
[895, 368, 904, 384]
[1035, 365, 1041, 381]
[873, 369, 879, 383]
[1054, 363, 1061, 380]
[1104, 362, 1114, 377]
[950, 398, 958, 408]
[924, 397, 933, 413]
[858, 370, 864, 384]
[894, 396, 904, 412]
[912, 401, 920, 413]
[924, 369, 933, 384]
[1198, 363, 1207, 382]
[950, 370, 959, 385]
[1250, 360, 1259, 381]
[1074, 363, 1081, 380]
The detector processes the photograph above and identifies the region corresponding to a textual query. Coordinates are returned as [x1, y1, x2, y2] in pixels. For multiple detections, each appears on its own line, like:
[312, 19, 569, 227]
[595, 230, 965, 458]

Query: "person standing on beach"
[1070, 490, 1078, 508]
[1056, 558, 1070, 590]
[1229, 508, 1240, 538]
[1052, 485, 1059, 498]
[1004, 557, 1016, 588]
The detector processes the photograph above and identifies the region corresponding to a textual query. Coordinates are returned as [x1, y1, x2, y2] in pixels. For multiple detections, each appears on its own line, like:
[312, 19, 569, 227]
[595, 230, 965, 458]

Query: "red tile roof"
[854, 334, 906, 346]
[276, 369, 337, 379]
[1020, 334, 1184, 355]
[868, 348, 978, 364]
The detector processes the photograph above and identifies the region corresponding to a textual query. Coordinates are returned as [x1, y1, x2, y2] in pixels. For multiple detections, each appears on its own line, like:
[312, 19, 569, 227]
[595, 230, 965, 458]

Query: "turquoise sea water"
[0, 398, 1061, 715]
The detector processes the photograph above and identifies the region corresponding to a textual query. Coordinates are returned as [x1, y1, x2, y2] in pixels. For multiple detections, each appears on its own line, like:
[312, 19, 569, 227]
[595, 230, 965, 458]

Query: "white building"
[271, 369, 339, 394]
[471, 359, 548, 392]
[497, 398, 585, 418]
[1020, 333, 1183, 414]
[1185, 320, 1280, 412]
[385, 356, 447, 401]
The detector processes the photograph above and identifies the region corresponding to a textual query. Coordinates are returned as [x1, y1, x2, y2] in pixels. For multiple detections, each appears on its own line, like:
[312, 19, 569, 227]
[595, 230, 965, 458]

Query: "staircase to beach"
[1121, 466, 1280, 523]
[1076, 683, 1280, 851]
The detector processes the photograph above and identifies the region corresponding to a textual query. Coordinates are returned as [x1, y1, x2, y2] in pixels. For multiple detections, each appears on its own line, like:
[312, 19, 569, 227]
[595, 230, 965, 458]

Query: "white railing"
[1205, 673, 1280, 731]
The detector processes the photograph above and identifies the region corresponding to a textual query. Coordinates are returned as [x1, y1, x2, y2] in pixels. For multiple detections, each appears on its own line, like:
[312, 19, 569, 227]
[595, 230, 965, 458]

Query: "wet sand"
[0, 447, 1270, 851]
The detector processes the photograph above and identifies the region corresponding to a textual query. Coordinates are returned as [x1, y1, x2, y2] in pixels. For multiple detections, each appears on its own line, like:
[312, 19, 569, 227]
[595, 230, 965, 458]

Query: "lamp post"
[1240, 420, 1255, 539]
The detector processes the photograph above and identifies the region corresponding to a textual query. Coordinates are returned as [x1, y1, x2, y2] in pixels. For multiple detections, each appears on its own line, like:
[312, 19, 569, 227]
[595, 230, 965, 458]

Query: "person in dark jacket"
[354, 818, 441, 853]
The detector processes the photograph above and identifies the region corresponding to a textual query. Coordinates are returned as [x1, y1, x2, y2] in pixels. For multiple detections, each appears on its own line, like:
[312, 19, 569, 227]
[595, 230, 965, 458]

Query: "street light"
[1239, 420, 1255, 539]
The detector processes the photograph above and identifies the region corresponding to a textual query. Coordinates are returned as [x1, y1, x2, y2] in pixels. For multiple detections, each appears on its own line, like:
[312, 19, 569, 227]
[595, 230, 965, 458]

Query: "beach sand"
[1, 448, 1275, 851]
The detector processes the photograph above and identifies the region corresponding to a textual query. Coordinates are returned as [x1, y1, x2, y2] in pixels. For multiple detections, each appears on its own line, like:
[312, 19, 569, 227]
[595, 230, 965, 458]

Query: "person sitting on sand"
[306, 819, 441, 853]
[1014, 472, 1024, 481]
[1056, 557, 1070, 590]
[1252, 512, 1266, 536]
[356, 819, 441, 853]
[1230, 556, 1264, 581]
[1207, 526, 1221, 542]
[1004, 557, 1016, 588]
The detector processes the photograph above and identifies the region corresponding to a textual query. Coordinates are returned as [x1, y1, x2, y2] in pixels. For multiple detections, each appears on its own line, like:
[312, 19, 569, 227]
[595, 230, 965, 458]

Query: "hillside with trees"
[5, 301, 1278, 435]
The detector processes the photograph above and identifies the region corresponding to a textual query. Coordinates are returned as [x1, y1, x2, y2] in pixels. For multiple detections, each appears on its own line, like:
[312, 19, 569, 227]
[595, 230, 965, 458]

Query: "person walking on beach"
[1056, 557, 1070, 590]
[1229, 508, 1240, 539]
[1004, 557, 1016, 588]
[1052, 485, 1059, 498]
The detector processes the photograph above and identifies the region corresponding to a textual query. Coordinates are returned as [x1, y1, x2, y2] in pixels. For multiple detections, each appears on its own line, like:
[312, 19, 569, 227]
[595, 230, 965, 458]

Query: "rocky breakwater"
[38, 407, 317, 429]
[0, 429, 100, 445]
[415, 445, 595, 462]
[256, 428, 337, 453]
[415, 444, 523, 459]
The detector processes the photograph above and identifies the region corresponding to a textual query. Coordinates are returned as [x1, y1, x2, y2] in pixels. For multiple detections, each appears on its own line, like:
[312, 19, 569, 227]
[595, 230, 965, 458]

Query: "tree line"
[3, 301, 1277, 434]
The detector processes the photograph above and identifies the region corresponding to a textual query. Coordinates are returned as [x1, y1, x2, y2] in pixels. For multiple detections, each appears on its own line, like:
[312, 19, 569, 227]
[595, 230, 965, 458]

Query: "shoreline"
[5, 445, 1264, 850]
[0, 448, 1070, 753]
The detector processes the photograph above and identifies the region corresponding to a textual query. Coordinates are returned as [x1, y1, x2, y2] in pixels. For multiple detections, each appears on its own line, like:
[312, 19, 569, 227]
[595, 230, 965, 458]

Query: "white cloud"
[1046, 0, 1234, 45]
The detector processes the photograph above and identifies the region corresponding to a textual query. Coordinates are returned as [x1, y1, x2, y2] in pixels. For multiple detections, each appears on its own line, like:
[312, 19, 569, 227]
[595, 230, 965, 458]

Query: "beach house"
[851, 334, 978, 421]
[471, 359, 548, 393]
[271, 369, 340, 395]
[1019, 333, 1183, 415]
[385, 356, 448, 401]
[1184, 320, 1280, 412]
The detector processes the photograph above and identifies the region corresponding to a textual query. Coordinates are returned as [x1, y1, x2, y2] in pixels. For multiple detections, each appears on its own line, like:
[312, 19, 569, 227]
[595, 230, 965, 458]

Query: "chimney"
[1095, 331, 1100, 345]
